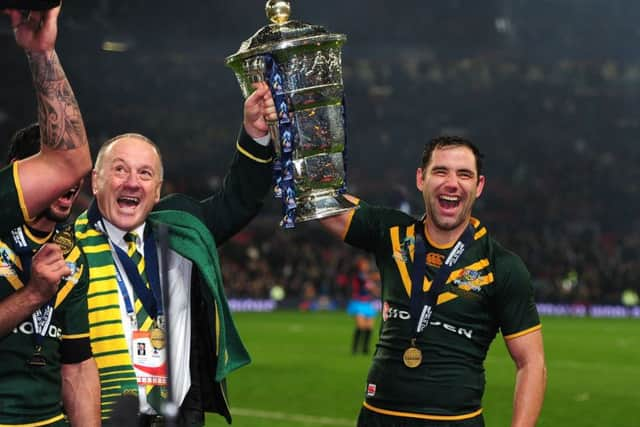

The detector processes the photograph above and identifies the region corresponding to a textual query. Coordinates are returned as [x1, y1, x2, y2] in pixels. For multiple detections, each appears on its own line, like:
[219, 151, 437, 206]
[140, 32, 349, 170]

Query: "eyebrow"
[431, 165, 476, 176]
[111, 157, 155, 170]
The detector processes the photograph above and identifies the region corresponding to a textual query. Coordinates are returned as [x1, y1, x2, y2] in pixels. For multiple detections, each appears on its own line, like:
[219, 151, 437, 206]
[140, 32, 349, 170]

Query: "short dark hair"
[420, 135, 484, 178]
[7, 123, 40, 163]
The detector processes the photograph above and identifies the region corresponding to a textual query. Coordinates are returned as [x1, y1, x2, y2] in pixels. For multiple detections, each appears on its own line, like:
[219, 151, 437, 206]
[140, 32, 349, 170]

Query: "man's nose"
[442, 173, 459, 188]
[123, 172, 141, 187]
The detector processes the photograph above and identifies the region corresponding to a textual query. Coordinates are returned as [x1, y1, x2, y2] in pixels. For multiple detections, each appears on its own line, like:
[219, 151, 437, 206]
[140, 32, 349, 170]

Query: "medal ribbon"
[409, 223, 475, 336]
[111, 230, 167, 413]
[9, 226, 59, 351]
[111, 230, 163, 322]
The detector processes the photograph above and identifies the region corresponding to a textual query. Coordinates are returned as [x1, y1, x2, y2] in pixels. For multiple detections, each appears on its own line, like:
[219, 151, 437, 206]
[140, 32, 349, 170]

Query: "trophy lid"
[226, 0, 346, 65]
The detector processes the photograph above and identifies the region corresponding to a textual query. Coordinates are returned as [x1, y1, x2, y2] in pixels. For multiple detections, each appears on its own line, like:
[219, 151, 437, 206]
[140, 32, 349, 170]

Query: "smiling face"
[92, 135, 163, 231]
[416, 145, 485, 244]
[42, 179, 83, 223]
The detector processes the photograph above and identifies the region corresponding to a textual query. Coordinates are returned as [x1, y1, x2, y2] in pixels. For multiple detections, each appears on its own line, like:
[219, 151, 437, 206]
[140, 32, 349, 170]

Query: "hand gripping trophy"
[226, 0, 357, 228]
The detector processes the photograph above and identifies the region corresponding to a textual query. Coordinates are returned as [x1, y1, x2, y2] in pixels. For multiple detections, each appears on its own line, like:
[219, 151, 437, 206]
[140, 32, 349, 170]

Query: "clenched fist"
[28, 242, 70, 302]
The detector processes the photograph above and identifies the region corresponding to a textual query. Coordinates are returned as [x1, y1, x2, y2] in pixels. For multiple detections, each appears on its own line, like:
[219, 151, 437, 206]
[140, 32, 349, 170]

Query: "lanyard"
[9, 226, 57, 348]
[111, 229, 163, 322]
[409, 223, 475, 337]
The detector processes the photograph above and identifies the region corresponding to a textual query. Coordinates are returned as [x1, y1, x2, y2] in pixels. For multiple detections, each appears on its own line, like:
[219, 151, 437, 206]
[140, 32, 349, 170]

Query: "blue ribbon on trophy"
[265, 54, 299, 229]
[225, 0, 359, 228]
[339, 95, 349, 195]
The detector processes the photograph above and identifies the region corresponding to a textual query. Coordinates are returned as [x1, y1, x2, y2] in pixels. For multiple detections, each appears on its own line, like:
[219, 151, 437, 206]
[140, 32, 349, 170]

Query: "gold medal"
[402, 339, 422, 368]
[150, 327, 166, 350]
[53, 226, 75, 256]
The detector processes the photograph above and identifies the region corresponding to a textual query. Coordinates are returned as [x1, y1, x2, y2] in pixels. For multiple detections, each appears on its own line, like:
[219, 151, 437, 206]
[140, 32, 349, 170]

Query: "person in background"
[0, 123, 99, 426]
[347, 256, 380, 355]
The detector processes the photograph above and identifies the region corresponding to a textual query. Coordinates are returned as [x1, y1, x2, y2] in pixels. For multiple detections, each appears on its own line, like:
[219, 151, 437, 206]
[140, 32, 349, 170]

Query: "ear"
[416, 168, 425, 191]
[154, 180, 162, 203]
[91, 170, 99, 195]
[475, 175, 486, 198]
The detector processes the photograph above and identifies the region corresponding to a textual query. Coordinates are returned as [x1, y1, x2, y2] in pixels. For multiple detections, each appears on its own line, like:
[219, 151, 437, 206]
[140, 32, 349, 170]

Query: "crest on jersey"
[453, 269, 484, 292]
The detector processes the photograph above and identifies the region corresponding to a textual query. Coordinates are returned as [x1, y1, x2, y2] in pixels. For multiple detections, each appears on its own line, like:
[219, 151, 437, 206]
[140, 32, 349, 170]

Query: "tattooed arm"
[5, 6, 92, 219]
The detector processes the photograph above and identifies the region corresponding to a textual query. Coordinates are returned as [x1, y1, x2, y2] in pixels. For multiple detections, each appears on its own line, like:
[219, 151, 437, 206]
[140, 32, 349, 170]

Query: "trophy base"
[295, 192, 358, 223]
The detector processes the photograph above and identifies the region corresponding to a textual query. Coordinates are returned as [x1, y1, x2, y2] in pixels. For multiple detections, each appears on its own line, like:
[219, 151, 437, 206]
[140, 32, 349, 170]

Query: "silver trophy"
[226, 0, 357, 227]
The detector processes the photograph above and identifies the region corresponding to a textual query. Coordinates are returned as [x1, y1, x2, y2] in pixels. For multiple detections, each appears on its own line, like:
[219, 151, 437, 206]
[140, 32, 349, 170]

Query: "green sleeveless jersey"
[344, 201, 541, 421]
[0, 225, 91, 425]
[0, 164, 31, 234]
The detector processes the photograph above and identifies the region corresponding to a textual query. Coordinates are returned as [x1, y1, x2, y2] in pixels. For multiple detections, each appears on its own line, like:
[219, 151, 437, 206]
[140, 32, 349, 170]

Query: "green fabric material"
[148, 209, 251, 381]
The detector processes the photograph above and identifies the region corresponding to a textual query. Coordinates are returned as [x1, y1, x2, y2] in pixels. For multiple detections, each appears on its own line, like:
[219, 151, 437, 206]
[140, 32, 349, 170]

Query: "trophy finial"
[266, 0, 291, 25]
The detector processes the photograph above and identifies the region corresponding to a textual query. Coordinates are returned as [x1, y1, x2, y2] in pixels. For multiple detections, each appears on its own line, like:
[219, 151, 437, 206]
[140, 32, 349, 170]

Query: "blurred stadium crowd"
[1, 0, 638, 307]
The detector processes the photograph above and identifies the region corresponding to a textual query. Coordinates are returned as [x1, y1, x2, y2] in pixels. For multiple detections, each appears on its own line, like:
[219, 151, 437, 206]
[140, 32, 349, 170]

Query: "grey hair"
[94, 133, 164, 180]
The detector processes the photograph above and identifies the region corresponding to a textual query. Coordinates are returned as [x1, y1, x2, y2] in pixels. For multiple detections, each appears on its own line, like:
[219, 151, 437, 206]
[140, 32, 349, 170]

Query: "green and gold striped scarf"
[75, 213, 138, 421]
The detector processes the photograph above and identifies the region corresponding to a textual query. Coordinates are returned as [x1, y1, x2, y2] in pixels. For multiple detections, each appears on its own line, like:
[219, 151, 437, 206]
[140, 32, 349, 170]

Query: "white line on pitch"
[232, 407, 354, 426]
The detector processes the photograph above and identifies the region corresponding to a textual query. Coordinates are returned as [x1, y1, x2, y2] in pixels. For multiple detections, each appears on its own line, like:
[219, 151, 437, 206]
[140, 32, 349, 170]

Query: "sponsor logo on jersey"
[367, 383, 377, 397]
[10, 227, 28, 249]
[382, 303, 474, 339]
[14, 321, 62, 339]
[445, 241, 465, 267]
[383, 302, 411, 321]
[426, 252, 444, 267]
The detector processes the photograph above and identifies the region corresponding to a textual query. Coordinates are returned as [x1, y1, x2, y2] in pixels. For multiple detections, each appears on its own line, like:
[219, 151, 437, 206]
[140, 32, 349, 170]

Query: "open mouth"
[60, 186, 79, 201]
[438, 195, 461, 210]
[118, 196, 141, 208]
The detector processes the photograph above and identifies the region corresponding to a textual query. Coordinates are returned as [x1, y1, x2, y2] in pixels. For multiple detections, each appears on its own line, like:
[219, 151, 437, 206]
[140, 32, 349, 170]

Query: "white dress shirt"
[101, 219, 193, 415]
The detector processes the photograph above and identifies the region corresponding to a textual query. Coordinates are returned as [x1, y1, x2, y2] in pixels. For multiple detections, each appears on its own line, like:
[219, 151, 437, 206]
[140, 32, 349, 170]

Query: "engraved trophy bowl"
[225, 0, 357, 227]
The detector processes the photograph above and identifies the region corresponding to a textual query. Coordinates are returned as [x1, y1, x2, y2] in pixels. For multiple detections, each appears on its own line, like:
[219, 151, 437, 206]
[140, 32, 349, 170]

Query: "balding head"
[92, 134, 164, 231]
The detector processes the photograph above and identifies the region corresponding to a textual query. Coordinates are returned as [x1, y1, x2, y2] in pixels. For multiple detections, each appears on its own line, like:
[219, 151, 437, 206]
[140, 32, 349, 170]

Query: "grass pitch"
[203, 312, 640, 426]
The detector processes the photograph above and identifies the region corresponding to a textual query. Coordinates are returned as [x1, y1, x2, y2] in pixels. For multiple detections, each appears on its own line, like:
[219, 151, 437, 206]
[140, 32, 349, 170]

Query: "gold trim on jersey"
[235, 142, 272, 163]
[62, 332, 90, 340]
[390, 226, 413, 296]
[21, 226, 53, 245]
[341, 197, 360, 242]
[424, 229, 453, 250]
[12, 162, 36, 224]
[504, 323, 542, 340]
[0, 413, 65, 427]
[363, 401, 483, 421]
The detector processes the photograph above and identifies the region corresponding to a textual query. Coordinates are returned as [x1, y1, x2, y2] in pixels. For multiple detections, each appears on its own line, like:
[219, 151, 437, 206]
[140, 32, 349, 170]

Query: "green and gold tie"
[124, 232, 167, 412]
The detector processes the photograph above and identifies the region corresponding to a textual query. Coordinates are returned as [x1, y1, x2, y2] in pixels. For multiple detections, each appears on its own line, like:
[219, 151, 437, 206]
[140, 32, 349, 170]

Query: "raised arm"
[319, 194, 359, 240]
[5, 6, 91, 219]
[180, 82, 277, 244]
[505, 329, 547, 427]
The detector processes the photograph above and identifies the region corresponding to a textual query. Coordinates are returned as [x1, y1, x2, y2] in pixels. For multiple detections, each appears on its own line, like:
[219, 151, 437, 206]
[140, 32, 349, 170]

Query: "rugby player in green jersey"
[0, 124, 100, 426]
[322, 136, 547, 427]
[0, 5, 91, 235]
[0, 5, 98, 425]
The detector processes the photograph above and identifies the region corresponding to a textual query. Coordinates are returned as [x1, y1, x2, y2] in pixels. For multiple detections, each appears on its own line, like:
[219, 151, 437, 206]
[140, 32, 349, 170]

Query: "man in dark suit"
[75, 82, 276, 426]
